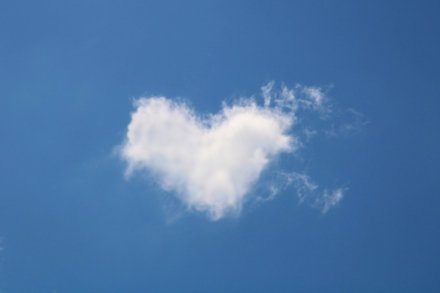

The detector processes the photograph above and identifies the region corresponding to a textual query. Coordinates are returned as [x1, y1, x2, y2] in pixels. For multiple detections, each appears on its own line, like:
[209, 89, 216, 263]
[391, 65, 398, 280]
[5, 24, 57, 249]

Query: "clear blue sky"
[1, 0, 440, 292]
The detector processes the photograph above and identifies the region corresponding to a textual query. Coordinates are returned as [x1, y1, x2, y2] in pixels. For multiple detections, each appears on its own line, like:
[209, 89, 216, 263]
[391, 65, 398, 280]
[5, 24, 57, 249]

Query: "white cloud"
[314, 188, 347, 214]
[118, 82, 348, 220]
[120, 96, 293, 220]
[301, 86, 326, 109]
[262, 171, 346, 214]
[317, 107, 369, 139]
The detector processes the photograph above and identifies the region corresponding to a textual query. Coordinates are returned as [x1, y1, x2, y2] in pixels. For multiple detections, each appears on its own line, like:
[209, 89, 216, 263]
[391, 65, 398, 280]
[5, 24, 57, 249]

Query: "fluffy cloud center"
[120, 97, 293, 219]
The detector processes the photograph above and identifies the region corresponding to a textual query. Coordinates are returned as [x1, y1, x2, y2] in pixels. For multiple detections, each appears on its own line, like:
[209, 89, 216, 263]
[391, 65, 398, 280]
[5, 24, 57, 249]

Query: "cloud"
[324, 108, 369, 137]
[314, 188, 347, 214]
[118, 82, 348, 220]
[262, 171, 346, 214]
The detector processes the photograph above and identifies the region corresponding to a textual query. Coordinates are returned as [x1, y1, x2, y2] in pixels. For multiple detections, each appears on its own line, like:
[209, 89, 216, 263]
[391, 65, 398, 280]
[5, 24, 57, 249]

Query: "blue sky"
[1, 0, 440, 292]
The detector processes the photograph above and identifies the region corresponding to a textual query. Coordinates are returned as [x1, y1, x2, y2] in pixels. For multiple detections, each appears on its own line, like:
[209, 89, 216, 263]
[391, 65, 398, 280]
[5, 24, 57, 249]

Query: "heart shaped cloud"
[119, 82, 331, 219]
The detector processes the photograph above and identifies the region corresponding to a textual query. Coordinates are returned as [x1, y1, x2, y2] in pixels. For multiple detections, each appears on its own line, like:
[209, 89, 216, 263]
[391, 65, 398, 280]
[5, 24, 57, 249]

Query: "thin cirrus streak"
[118, 82, 351, 220]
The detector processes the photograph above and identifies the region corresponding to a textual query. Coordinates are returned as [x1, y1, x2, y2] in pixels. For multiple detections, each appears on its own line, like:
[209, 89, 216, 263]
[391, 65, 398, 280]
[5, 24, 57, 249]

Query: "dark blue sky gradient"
[1, 0, 439, 292]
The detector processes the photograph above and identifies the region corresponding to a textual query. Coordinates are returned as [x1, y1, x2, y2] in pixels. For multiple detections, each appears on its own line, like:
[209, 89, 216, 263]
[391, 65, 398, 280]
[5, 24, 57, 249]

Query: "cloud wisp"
[119, 82, 348, 220]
